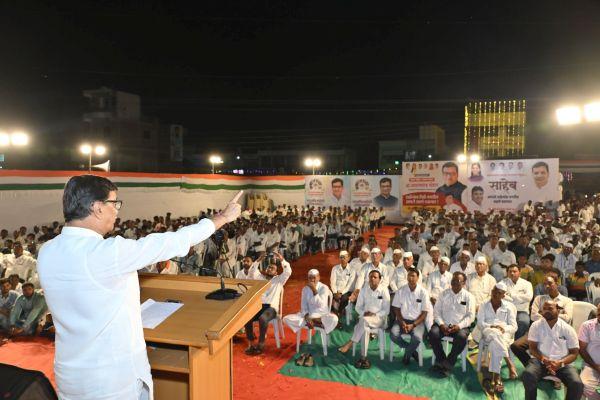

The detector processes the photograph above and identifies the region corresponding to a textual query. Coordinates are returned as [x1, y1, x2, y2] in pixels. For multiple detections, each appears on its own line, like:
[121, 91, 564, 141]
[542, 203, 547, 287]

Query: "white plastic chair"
[389, 334, 424, 366]
[352, 326, 386, 360]
[431, 336, 467, 372]
[267, 287, 285, 348]
[572, 301, 596, 333]
[295, 293, 333, 356]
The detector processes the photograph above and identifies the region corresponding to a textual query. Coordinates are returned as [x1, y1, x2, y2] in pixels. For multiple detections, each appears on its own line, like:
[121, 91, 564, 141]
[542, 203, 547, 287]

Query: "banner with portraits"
[400, 158, 560, 215]
[304, 175, 401, 221]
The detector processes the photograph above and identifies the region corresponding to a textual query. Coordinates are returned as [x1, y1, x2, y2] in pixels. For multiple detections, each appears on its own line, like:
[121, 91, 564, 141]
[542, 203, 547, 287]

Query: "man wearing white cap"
[450, 250, 475, 276]
[554, 243, 577, 277]
[348, 246, 371, 279]
[477, 282, 518, 393]
[351, 248, 390, 301]
[283, 269, 338, 335]
[490, 238, 516, 282]
[330, 251, 356, 317]
[426, 256, 452, 305]
[467, 256, 497, 311]
[421, 246, 442, 281]
[389, 251, 422, 292]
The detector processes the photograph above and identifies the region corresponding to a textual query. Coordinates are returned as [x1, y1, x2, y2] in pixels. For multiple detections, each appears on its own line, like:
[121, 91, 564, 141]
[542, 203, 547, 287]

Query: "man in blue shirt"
[0, 278, 19, 333]
[585, 245, 600, 274]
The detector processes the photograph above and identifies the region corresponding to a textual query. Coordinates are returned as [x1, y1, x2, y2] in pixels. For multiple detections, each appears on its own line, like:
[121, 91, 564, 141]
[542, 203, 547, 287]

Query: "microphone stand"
[170, 258, 240, 301]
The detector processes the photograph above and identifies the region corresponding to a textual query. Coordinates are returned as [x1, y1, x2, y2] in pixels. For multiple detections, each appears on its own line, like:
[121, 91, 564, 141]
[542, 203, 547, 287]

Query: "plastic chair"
[572, 301, 596, 333]
[345, 303, 353, 325]
[267, 287, 285, 348]
[476, 342, 515, 372]
[431, 336, 467, 372]
[389, 334, 424, 366]
[295, 293, 333, 356]
[352, 326, 386, 360]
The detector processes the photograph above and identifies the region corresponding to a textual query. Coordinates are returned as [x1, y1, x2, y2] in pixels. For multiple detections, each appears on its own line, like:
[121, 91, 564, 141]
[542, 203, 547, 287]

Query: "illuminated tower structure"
[464, 100, 526, 158]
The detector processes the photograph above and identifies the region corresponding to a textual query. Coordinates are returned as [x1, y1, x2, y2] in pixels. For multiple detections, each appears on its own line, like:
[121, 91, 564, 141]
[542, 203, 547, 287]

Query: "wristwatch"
[560, 362, 565, 368]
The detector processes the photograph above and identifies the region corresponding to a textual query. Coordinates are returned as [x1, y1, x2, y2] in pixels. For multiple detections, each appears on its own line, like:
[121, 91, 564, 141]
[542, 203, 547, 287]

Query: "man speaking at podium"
[37, 175, 243, 400]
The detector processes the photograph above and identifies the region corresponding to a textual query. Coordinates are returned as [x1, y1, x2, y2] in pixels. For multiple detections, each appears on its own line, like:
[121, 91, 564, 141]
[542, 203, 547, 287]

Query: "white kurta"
[37, 219, 216, 400]
[477, 300, 517, 374]
[283, 282, 338, 334]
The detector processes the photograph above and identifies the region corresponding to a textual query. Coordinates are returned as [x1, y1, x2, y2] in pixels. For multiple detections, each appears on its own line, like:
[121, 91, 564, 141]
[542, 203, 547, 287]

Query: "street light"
[556, 106, 582, 126]
[0, 132, 9, 147]
[304, 157, 322, 175]
[456, 154, 467, 163]
[80, 143, 107, 172]
[584, 102, 600, 122]
[209, 155, 223, 174]
[0, 131, 29, 147]
[469, 154, 481, 163]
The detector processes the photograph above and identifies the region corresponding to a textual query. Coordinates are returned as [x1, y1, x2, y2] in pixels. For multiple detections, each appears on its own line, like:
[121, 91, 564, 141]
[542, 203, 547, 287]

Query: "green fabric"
[278, 325, 583, 400]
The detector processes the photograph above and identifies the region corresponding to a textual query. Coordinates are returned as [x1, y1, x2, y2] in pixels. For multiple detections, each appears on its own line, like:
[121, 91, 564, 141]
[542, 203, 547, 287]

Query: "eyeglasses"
[104, 200, 123, 210]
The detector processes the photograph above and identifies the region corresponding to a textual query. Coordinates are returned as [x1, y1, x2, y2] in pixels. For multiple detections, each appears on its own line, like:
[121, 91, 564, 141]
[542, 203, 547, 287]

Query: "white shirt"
[355, 284, 390, 318]
[477, 299, 518, 339]
[554, 253, 578, 276]
[467, 272, 497, 308]
[529, 318, 579, 360]
[501, 277, 533, 313]
[531, 293, 573, 323]
[235, 262, 263, 280]
[37, 219, 216, 400]
[330, 263, 356, 294]
[426, 270, 453, 300]
[300, 282, 332, 316]
[578, 319, 600, 366]
[354, 262, 391, 290]
[256, 260, 292, 310]
[3, 254, 37, 282]
[392, 284, 431, 321]
[433, 288, 476, 329]
[449, 261, 476, 276]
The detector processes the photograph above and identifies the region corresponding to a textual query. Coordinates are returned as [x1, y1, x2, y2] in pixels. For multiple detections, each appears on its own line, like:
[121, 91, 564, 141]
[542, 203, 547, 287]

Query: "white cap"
[475, 256, 488, 264]
[495, 281, 508, 292]
[403, 251, 413, 258]
[371, 247, 381, 254]
[499, 238, 507, 243]
[440, 256, 450, 265]
[461, 250, 472, 258]
[308, 269, 319, 277]
[339, 250, 349, 257]
[430, 246, 440, 252]
[360, 246, 371, 253]
[563, 243, 574, 249]
[393, 249, 403, 255]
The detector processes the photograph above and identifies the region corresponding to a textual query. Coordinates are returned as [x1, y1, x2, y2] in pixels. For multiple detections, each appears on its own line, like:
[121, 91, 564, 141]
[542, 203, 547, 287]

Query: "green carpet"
[279, 325, 580, 400]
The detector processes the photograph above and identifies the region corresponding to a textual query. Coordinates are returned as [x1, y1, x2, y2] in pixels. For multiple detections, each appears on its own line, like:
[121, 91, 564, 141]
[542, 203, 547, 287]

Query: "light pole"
[209, 155, 223, 174]
[0, 130, 30, 162]
[304, 157, 322, 175]
[80, 144, 107, 172]
[556, 102, 600, 125]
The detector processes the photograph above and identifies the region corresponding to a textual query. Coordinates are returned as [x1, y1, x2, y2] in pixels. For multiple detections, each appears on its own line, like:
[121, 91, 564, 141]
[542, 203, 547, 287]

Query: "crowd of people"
[3, 197, 600, 398]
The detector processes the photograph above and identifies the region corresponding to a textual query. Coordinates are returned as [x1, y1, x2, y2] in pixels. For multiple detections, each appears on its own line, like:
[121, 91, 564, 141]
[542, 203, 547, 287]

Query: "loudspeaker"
[0, 363, 57, 400]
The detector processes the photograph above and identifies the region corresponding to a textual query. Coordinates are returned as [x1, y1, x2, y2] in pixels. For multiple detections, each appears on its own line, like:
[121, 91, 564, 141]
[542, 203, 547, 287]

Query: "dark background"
[1, 1, 600, 170]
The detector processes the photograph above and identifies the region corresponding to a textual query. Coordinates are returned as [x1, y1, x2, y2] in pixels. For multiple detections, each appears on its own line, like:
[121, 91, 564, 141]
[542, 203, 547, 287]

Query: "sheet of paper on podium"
[141, 298, 183, 329]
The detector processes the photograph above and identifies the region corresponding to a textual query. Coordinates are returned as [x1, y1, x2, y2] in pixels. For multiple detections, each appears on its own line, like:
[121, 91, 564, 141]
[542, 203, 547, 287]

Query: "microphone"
[169, 258, 240, 300]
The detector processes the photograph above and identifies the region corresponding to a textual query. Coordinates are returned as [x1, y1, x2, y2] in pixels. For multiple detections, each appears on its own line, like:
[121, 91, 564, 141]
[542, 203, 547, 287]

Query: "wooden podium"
[139, 273, 269, 400]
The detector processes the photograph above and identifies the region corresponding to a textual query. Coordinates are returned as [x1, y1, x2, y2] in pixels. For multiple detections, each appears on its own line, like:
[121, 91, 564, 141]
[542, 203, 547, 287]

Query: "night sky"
[2, 1, 600, 168]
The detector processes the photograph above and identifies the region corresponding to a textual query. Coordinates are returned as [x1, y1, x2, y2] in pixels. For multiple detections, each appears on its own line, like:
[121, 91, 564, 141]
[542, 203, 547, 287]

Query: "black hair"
[368, 269, 382, 279]
[63, 175, 118, 222]
[442, 161, 459, 172]
[531, 161, 549, 172]
[379, 177, 392, 185]
[22, 282, 34, 289]
[406, 267, 420, 277]
[331, 178, 343, 186]
[472, 186, 484, 194]
[452, 271, 467, 283]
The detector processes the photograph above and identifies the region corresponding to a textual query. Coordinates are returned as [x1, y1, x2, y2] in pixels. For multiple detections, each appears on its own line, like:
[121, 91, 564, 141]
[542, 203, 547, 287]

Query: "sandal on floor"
[482, 378, 494, 395]
[295, 353, 308, 366]
[495, 380, 505, 394]
[303, 354, 314, 367]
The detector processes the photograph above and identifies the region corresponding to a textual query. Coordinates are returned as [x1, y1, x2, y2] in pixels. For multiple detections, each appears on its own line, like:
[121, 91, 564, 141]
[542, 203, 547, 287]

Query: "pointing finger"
[230, 190, 244, 204]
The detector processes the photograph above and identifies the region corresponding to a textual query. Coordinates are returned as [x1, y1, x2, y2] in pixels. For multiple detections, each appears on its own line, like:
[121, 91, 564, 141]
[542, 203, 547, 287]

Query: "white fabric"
[354, 262, 391, 290]
[449, 261, 475, 276]
[37, 219, 216, 400]
[528, 318, 579, 360]
[256, 260, 292, 309]
[433, 288, 476, 329]
[235, 262, 263, 280]
[501, 277, 533, 313]
[391, 284, 431, 321]
[3, 254, 37, 282]
[531, 293, 573, 323]
[426, 270, 453, 300]
[283, 282, 338, 334]
[467, 273, 497, 308]
[330, 263, 355, 294]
